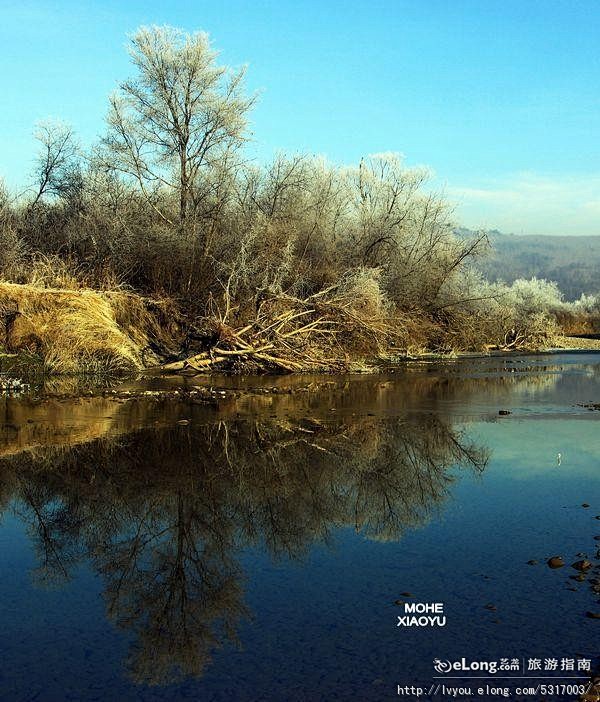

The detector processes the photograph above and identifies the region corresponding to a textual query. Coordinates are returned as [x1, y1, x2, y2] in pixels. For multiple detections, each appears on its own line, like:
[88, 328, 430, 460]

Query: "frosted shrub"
[335, 267, 390, 317]
[504, 277, 563, 316]
[572, 293, 600, 314]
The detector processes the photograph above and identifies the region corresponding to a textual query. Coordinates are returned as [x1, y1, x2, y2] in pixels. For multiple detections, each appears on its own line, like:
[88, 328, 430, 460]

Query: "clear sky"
[1, 0, 599, 235]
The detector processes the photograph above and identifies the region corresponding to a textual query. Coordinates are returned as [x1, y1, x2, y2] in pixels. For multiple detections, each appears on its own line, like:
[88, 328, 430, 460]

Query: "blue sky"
[1, 0, 599, 234]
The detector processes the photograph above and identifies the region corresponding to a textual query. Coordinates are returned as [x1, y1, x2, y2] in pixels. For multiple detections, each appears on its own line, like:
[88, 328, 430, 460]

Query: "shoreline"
[1, 346, 599, 403]
[1, 282, 598, 379]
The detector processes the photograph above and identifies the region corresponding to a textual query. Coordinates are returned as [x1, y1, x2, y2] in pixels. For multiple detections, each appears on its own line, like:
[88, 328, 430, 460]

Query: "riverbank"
[0, 281, 180, 376]
[0, 282, 597, 380]
[555, 335, 600, 351]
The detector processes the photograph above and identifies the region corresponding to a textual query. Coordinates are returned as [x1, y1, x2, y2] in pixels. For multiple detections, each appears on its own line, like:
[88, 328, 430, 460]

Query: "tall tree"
[101, 25, 254, 250]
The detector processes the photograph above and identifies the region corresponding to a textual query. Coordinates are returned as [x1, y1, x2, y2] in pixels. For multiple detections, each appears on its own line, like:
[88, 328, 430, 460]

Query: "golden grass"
[0, 282, 169, 374]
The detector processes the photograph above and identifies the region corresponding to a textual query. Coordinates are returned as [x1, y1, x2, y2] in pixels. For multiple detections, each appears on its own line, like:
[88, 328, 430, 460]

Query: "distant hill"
[457, 228, 600, 301]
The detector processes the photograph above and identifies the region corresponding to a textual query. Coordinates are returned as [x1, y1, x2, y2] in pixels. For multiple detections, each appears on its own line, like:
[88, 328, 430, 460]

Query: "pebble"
[572, 560, 593, 571]
[547, 556, 565, 569]
[0, 376, 28, 395]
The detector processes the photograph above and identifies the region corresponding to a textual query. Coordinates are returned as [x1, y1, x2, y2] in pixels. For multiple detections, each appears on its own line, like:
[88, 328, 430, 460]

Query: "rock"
[400, 592, 413, 597]
[484, 603, 497, 611]
[498, 410, 511, 416]
[527, 559, 538, 565]
[571, 574, 586, 582]
[547, 556, 565, 569]
[177, 419, 190, 425]
[585, 612, 600, 619]
[571, 560, 593, 571]
[394, 600, 404, 606]
[582, 503, 590, 508]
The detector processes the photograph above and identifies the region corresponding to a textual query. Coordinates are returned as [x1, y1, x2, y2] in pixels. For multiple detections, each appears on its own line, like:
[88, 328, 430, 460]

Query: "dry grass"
[554, 309, 600, 336]
[0, 282, 175, 374]
[554, 335, 600, 350]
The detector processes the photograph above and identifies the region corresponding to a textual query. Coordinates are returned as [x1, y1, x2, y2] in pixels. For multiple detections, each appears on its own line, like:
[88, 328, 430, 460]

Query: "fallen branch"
[160, 289, 407, 374]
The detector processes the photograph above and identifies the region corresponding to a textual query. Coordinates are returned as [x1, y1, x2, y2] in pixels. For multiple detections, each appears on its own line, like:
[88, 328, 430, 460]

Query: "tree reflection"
[100, 489, 246, 685]
[0, 412, 487, 685]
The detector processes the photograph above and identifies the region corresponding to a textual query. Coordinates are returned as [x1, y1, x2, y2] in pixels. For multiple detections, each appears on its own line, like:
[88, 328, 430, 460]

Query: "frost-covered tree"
[101, 25, 255, 251]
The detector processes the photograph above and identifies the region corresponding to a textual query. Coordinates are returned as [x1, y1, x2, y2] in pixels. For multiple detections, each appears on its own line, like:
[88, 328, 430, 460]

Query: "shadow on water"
[0, 411, 487, 686]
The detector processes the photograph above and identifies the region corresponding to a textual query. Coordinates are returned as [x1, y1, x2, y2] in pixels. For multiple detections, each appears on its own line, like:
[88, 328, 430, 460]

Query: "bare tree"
[101, 25, 255, 253]
[29, 120, 79, 209]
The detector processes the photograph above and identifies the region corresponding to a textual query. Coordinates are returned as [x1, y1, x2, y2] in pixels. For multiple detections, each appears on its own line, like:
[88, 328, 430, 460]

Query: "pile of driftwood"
[162, 289, 406, 374]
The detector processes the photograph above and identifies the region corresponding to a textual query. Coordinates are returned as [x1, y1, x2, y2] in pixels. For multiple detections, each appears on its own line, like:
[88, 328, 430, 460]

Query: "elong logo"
[434, 658, 500, 675]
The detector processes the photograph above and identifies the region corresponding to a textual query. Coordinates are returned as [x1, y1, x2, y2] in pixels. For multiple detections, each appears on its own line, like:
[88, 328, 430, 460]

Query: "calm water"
[0, 354, 599, 701]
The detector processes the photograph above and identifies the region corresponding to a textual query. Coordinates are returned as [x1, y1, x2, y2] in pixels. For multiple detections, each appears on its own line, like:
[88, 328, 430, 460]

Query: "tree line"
[1, 25, 594, 358]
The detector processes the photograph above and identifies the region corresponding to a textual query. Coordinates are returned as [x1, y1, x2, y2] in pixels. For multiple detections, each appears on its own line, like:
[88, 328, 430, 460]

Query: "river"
[0, 354, 598, 701]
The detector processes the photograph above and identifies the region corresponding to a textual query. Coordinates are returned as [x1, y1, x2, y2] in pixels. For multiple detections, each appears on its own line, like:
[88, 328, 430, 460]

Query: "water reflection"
[0, 413, 487, 685]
